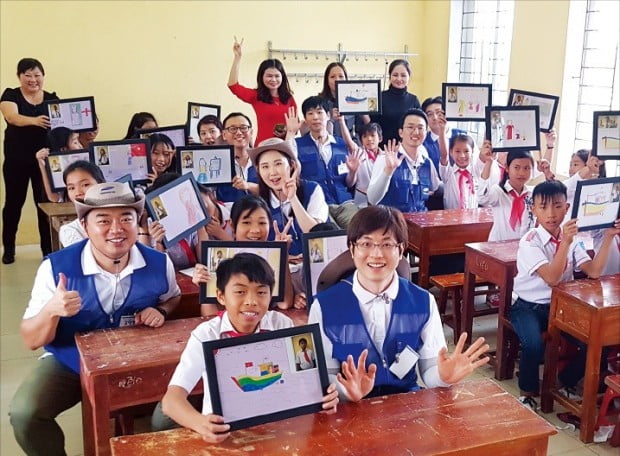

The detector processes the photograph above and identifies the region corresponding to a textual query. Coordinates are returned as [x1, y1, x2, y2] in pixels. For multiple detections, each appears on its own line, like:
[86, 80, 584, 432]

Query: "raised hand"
[480, 140, 494, 163]
[337, 349, 377, 402]
[346, 147, 362, 173]
[545, 129, 557, 149]
[561, 219, 579, 245]
[284, 106, 301, 135]
[49, 273, 81, 317]
[537, 159, 555, 181]
[192, 263, 212, 287]
[604, 218, 620, 238]
[586, 152, 601, 178]
[383, 139, 404, 175]
[231, 175, 249, 191]
[280, 167, 299, 202]
[273, 218, 293, 244]
[232, 36, 244, 59]
[437, 333, 490, 384]
[148, 221, 166, 247]
[35, 147, 50, 166]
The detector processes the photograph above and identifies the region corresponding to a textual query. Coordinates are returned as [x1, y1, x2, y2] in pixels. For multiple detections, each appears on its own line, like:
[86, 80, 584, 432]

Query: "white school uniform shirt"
[308, 271, 449, 393]
[168, 311, 293, 414]
[513, 226, 592, 304]
[295, 348, 315, 370]
[439, 162, 481, 209]
[290, 133, 338, 164]
[477, 180, 534, 241]
[367, 145, 441, 206]
[352, 148, 380, 208]
[269, 184, 329, 225]
[59, 218, 87, 247]
[592, 230, 620, 276]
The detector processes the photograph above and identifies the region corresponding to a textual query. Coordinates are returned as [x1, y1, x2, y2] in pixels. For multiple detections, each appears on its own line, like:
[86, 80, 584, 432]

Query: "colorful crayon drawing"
[345, 88, 368, 104]
[581, 191, 610, 217]
[231, 360, 282, 392]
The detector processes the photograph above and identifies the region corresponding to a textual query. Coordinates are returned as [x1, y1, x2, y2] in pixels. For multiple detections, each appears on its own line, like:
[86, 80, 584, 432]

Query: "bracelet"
[138, 232, 149, 236]
[154, 306, 168, 320]
[546, 145, 554, 149]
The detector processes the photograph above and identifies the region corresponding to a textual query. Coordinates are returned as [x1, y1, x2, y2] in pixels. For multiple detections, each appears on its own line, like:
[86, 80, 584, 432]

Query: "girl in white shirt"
[438, 134, 483, 209]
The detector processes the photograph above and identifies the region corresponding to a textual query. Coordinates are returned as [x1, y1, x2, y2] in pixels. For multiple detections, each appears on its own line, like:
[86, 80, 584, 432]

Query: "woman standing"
[0, 58, 59, 263]
[318, 62, 359, 140]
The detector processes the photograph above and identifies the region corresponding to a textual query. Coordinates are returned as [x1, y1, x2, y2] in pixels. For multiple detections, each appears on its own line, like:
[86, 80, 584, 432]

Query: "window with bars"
[447, 0, 515, 144]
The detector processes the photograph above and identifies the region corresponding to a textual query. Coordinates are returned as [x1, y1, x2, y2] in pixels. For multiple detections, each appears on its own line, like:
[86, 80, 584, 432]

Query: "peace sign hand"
[280, 167, 299, 202]
[273, 219, 293, 245]
[383, 139, 404, 175]
[233, 36, 244, 58]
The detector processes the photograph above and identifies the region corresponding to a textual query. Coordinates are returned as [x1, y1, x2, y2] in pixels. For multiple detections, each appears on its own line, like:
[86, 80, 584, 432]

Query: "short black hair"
[145, 172, 181, 194]
[421, 96, 443, 113]
[399, 108, 428, 129]
[298, 338, 307, 345]
[197, 115, 223, 135]
[47, 127, 75, 151]
[347, 205, 408, 248]
[62, 161, 105, 185]
[222, 112, 252, 129]
[532, 180, 567, 206]
[216, 252, 275, 293]
[310, 222, 340, 233]
[124, 112, 157, 139]
[449, 134, 475, 151]
[17, 58, 44, 76]
[301, 96, 330, 117]
[230, 195, 273, 232]
[358, 122, 383, 139]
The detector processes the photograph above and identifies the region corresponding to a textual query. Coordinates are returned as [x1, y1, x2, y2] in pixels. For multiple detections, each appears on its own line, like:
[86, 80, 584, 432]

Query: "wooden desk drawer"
[555, 304, 590, 336]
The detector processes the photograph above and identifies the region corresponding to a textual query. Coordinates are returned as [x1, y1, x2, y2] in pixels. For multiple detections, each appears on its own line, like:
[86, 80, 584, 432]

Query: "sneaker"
[558, 386, 582, 401]
[519, 395, 539, 411]
[486, 292, 500, 308]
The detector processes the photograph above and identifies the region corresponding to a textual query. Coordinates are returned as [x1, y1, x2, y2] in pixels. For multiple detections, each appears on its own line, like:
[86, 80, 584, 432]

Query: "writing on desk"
[475, 256, 488, 271]
[118, 375, 143, 389]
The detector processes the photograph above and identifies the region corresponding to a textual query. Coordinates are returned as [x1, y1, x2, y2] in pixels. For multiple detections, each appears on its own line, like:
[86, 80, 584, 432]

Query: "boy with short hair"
[161, 253, 339, 443]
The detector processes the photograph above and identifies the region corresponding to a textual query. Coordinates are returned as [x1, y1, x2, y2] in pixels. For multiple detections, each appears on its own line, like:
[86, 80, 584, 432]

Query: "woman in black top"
[0, 58, 58, 263]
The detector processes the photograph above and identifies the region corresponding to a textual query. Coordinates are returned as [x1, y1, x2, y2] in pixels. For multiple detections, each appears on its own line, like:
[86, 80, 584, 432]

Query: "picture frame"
[301, 230, 348, 301]
[485, 106, 540, 152]
[44, 149, 90, 192]
[186, 102, 221, 144]
[44, 96, 97, 132]
[571, 177, 620, 232]
[508, 89, 559, 133]
[592, 111, 620, 160]
[144, 173, 211, 248]
[199, 241, 287, 304]
[114, 174, 135, 193]
[177, 145, 236, 186]
[335, 80, 382, 115]
[89, 139, 152, 185]
[135, 124, 187, 150]
[441, 83, 492, 121]
[203, 324, 329, 431]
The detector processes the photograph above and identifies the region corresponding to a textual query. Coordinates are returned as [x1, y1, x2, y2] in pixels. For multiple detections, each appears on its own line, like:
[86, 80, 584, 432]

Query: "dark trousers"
[2, 155, 51, 255]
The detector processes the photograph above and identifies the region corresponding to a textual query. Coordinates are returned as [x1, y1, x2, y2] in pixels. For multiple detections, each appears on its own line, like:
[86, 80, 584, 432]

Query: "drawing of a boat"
[345, 95, 368, 104]
[231, 361, 282, 392]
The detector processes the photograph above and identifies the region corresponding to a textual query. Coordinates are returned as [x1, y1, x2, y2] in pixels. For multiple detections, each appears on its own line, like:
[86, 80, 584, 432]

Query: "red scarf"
[303, 350, 310, 363]
[549, 236, 561, 254]
[457, 169, 474, 209]
[509, 190, 528, 231]
[177, 239, 197, 265]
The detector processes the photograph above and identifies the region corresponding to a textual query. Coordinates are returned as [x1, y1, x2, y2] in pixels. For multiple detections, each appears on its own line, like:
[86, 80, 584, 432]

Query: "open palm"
[438, 333, 490, 384]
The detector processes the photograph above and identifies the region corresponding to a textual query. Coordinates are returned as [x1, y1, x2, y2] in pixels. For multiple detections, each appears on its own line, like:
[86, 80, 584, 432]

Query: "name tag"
[389, 345, 419, 379]
[337, 162, 348, 175]
[119, 315, 135, 327]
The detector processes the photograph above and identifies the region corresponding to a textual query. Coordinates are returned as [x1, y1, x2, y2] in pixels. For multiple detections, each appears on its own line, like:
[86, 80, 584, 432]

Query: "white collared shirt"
[309, 133, 338, 164]
[477, 179, 534, 241]
[169, 311, 293, 414]
[592, 230, 620, 276]
[439, 163, 480, 209]
[268, 184, 329, 224]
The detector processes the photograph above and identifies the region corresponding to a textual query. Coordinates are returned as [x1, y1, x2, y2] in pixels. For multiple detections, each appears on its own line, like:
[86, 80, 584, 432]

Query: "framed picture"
[177, 145, 236, 186]
[592, 111, 620, 160]
[301, 230, 348, 301]
[335, 80, 382, 115]
[89, 139, 152, 185]
[442, 83, 492, 121]
[485, 106, 540, 152]
[44, 96, 97, 132]
[144, 173, 210, 248]
[199, 241, 287, 304]
[135, 124, 187, 149]
[114, 174, 135, 193]
[571, 177, 620, 232]
[203, 324, 329, 431]
[45, 149, 90, 192]
[186, 102, 221, 144]
[508, 89, 559, 133]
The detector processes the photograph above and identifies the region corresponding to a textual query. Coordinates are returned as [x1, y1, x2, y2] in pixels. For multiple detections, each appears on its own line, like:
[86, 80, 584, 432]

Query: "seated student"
[124, 111, 158, 139]
[367, 109, 441, 213]
[511, 180, 618, 409]
[9, 182, 180, 456]
[200, 184, 234, 241]
[564, 149, 605, 204]
[159, 253, 338, 442]
[197, 114, 223, 146]
[78, 114, 99, 149]
[309, 206, 489, 400]
[147, 133, 177, 183]
[438, 133, 482, 209]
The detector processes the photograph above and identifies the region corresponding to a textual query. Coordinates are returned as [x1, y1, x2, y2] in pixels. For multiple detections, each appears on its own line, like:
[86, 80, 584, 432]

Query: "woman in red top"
[227, 37, 297, 145]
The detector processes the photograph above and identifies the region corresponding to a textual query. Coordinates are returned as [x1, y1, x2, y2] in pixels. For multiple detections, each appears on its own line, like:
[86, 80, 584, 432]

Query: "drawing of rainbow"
[231, 360, 282, 392]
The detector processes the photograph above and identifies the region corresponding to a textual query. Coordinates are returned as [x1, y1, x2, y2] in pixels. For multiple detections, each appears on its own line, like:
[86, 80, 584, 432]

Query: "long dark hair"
[256, 59, 293, 104]
[62, 160, 105, 201]
[319, 62, 348, 100]
[256, 152, 305, 208]
[124, 112, 158, 139]
[573, 149, 606, 178]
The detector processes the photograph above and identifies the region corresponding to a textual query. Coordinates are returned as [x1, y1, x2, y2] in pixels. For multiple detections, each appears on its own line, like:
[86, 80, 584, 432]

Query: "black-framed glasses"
[224, 125, 250, 134]
[354, 241, 401, 252]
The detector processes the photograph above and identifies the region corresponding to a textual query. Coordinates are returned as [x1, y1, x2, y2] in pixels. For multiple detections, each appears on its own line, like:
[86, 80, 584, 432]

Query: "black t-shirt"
[370, 86, 420, 145]
[1, 87, 59, 159]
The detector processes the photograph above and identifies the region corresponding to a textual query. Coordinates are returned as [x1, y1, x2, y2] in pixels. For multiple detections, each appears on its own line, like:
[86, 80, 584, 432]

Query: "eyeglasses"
[403, 126, 427, 132]
[224, 125, 250, 134]
[354, 241, 401, 252]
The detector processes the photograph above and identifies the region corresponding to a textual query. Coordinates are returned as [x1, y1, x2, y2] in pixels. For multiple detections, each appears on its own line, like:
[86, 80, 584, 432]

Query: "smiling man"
[9, 182, 180, 456]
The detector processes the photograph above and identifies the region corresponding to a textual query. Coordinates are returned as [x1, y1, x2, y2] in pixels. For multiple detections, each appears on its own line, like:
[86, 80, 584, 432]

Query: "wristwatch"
[154, 306, 168, 320]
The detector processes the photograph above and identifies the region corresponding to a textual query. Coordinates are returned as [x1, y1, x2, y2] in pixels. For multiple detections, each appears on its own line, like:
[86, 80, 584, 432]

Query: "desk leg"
[495, 277, 515, 380]
[541, 324, 561, 413]
[418, 251, 430, 289]
[81, 375, 112, 456]
[580, 341, 603, 443]
[49, 216, 59, 252]
[462, 268, 476, 345]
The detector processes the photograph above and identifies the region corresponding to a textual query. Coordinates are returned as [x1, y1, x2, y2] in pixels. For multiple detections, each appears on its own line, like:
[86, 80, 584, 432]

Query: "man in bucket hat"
[10, 182, 180, 456]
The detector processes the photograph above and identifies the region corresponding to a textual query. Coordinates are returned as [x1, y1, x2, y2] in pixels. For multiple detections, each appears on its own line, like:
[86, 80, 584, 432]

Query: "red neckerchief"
[509, 189, 528, 231]
[457, 169, 474, 209]
[177, 239, 197, 265]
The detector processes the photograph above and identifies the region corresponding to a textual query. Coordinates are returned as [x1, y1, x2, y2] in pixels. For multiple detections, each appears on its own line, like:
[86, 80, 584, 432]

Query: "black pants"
[2, 155, 51, 255]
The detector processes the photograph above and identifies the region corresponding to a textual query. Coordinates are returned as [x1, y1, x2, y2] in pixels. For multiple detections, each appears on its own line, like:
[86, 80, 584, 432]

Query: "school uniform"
[295, 348, 315, 370]
[477, 179, 534, 241]
[216, 158, 257, 208]
[423, 127, 470, 173]
[439, 162, 481, 210]
[59, 218, 86, 247]
[592, 230, 620, 276]
[352, 148, 379, 208]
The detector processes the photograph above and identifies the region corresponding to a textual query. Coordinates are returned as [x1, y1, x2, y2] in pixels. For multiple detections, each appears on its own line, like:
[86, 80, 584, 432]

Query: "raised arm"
[227, 37, 243, 87]
[35, 148, 62, 202]
[580, 219, 620, 278]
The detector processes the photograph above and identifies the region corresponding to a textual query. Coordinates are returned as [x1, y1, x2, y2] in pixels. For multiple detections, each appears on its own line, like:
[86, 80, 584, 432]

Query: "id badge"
[119, 315, 135, 327]
[337, 162, 348, 175]
[389, 345, 419, 379]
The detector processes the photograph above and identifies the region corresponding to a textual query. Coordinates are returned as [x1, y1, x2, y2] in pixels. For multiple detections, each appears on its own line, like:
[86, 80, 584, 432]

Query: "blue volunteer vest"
[423, 128, 467, 172]
[46, 240, 169, 373]
[379, 157, 432, 213]
[216, 165, 258, 204]
[295, 134, 353, 205]
[318, 275, 431, 393]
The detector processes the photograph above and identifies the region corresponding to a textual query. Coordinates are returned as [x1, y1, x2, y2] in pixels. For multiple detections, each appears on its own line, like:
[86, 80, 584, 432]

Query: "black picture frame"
[335, 80, 382, 115]
[441, 83, 492, 122]
[176, 145, 236, 187]
[203, 324, 329, 431]
[199, 240, 287, 304]
[507, 89, 559, 133]
[135, 124, 187, 151]
[571, 177, 620, 232]
[144, 173, 210, 248]
[592, 111, 620, 160]
[485, 106, 541, 152]
[301, 230, 348, 303]
[44, 96, 97, 132]
[44, 149, 90, 193]
[89, 139, 152, 185]
[186, 102, 221, 144]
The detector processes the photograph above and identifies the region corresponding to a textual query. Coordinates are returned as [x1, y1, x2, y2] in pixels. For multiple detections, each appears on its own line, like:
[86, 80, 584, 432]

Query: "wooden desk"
[171, 272, 199, 319]
[403, 208, 493, 288]
[541, 274, 620, 443]
[37, 202, 77, 251]
[462, 240, 519, 380]
[76, 317, 205, 456]
[110, 378, 555, 456]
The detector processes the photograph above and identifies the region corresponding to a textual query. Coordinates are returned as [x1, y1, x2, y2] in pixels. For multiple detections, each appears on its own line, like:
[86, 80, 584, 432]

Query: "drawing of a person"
[209, 155, 222, 179]
[295, 338, 315, 371]
[505, 120, 515, 141]
[179, 186, 200, 225]
[458, 99, 466, 116]
[310, 242, 323, 263]
[491, 111, 504, 145]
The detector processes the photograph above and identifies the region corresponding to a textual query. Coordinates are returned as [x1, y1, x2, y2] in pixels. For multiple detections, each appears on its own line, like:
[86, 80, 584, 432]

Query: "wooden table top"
[110, 379, 555, 456]
[175, 272, 198, 296]
[552, 274, 620, 309]
[38, 201, 77, 217]
[403, 207, 493, 228]
[466, 239, 519, 265]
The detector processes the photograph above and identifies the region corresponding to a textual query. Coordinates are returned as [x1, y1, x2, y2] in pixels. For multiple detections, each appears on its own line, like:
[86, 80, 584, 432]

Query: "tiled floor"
[1, 245, 618, 455]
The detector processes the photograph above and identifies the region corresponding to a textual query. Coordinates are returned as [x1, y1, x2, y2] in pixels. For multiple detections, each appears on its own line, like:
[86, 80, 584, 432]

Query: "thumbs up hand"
[50, 273, 81, 317]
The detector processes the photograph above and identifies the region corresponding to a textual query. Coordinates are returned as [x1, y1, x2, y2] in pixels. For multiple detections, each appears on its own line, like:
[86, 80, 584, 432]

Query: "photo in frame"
[335, 80, 382, 115]
[135, 125, 187, 150]
[442, 83, 492, 121]
[571, 177, 620, 232]
[485, 106, 540, 152]
[199, 241, 287, 304]
[44, 96, 97, 132]
[177, 145, 235, 186]
[301, 230, 348, 301]
[89, 139, 151, 185]
[508, 89, 559, 133]
[203, 324, 329, 431]
[592, 111, 620, 160]
[45, 149, 90, 192]
[186, 102, 221, 144]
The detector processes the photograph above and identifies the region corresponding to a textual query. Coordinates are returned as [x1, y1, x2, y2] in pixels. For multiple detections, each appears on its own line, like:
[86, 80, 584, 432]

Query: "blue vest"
[379, 157, 432, 213]
[216, 165, 258, 204]
[318, 275, 431, 394]
[268, 180, 317, 255]
[46, 240, 169, 373]
[423, 128, 467, 172]
[295, 134, 353, 205]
